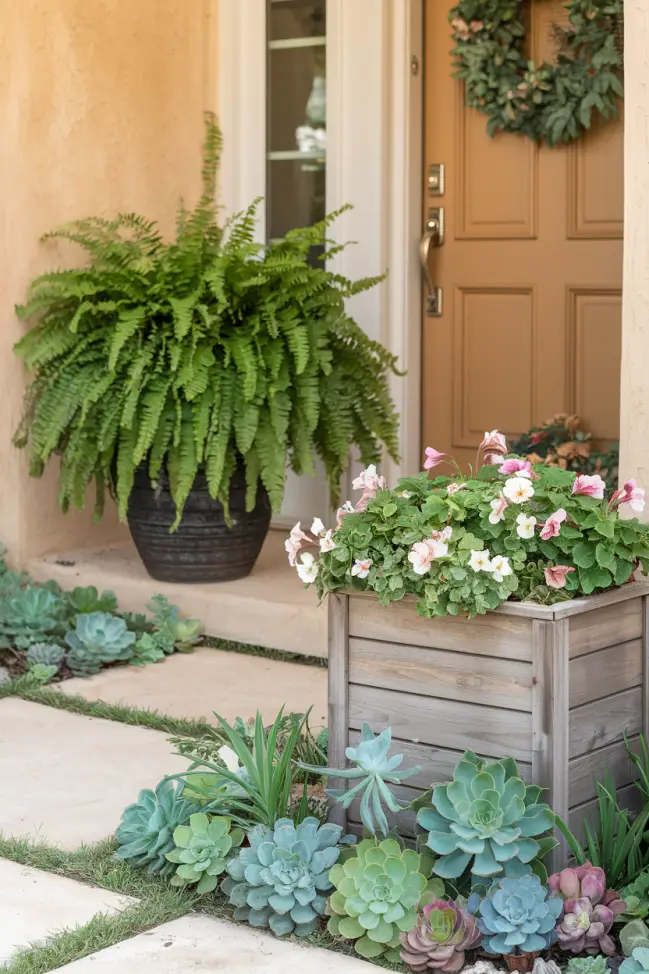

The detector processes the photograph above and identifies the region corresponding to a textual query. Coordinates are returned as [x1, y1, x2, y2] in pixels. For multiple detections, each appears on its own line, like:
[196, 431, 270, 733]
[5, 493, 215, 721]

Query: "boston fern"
[13, 114, 399, 526]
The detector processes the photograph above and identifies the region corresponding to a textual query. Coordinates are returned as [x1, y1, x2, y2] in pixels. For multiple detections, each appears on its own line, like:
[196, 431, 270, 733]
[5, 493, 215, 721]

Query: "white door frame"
[217, 0, 423, 513]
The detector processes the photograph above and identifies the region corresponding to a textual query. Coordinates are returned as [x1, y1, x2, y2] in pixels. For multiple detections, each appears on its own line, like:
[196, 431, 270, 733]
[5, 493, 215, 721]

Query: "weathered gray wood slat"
[327, 594, 349, 828]
[643, 596, 649, 742]
[348, 598, 533, 661]
[569, 640, 643, 708]
[569, 783, 642, 842]
[569, 737, 640, 807]
[347, 730, 533, 791]
[349, 683, 533, 762]
[569, 600, 643, 658]
[349, 637, 533, 711]
[569, 687, 643, 759]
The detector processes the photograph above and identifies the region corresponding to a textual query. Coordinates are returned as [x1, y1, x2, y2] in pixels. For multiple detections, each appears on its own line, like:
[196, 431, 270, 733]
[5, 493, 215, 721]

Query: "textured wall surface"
[0, 0, 216, 559]
[620, 0, 649, 509]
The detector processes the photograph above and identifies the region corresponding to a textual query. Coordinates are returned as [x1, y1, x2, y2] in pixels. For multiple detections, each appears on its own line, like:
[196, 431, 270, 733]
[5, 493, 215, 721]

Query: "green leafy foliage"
[299, 723, 419, 837]
[115, 780, 200, 877]
[417, 750, 555, 880]
[476, 869, 562, 955]
[65, 611, 136, 676]
[164, 812, 243, 894]
[450, 0, 623, 146]
[313, 447, 649, 617]
[222, 817, 349, 937]
[327, 837, 432, 962]
[556, 774, 649, 889]
[13, 114, 399, 528]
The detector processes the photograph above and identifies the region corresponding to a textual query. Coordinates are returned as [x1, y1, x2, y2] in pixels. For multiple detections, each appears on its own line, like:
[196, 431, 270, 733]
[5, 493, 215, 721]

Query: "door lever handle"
[420, 207, 444, 317]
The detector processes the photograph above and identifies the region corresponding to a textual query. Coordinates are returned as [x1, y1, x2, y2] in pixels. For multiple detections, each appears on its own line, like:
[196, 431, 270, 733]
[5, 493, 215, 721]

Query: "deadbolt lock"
[428, 163, 445, 197]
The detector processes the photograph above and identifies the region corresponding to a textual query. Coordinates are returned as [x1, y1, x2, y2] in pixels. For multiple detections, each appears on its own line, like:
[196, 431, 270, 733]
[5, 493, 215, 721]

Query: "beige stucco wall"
[0, 0, 216, 562]
[619, 0, 649, 509]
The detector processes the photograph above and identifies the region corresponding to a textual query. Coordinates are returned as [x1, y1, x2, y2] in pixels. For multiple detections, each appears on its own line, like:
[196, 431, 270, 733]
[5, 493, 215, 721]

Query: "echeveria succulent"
[328, 837, 429, 961]
[477, 869, 562, 956]
[26, 642, 65, 668]
[417, 750, 555, 879]
[620, 920, 649, 957]
[620, 873, 649, 923]
[566, 958, 609, 974]
[300, 724, 420, 836]
[222, 817, 347, 937]
[165, 813, 243, 894]
[549, 863, 626, 955]
[115, 780, 200, 877]
[65, 611, 136, 675]
[27, 663, 58, 684]
[400, 897, 482, 972]
[621, 947, 649, 974]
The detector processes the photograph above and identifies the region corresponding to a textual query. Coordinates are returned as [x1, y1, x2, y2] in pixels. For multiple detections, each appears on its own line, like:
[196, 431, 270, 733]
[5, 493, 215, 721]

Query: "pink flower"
[539, 508, 567, 541]
[572, 474, 606, 499]
[447, 482, 466, 495]
[285, 521, 310, 567]
[408, 539, 449, 575]
[618, 478, 646, 513]
[498, 458, 533, 479]
[489, 494, 508, 524]
[529, 430, 545, 446]
[351, 558, 372, 579]
[352, 464, 386, 493]
[431, 526, 453, 543]
[423, 447, 449, 471]
[319, 529, 336, 553]
[484, 453, 503, 466]
[479, 430, 508, 456]
[545, 565, 575, 589]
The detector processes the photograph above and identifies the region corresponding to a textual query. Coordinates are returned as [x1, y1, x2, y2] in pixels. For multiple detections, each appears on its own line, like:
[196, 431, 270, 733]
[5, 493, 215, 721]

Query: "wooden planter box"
[328, 584, 649, 867]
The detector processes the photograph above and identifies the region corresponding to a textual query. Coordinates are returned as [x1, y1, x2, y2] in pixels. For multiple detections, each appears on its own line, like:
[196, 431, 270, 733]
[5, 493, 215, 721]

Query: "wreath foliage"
[449, 0, 623, 146]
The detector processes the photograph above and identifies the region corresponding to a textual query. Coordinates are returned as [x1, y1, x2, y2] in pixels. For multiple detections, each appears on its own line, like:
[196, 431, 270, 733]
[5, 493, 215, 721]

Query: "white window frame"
[217, 0, 423, 521]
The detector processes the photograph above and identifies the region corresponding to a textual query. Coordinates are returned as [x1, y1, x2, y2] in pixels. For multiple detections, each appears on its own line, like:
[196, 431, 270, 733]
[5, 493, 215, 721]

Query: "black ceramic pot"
[126, 463, 272, 583]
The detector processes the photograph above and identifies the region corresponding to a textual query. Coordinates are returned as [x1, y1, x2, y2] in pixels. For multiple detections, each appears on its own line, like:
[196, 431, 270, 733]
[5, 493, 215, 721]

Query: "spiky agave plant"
[13, 114, 399, 528]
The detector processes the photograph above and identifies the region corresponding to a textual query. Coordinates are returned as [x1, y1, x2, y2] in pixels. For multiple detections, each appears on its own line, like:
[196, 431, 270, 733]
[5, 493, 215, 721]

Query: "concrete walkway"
[0, 653, 362, 971]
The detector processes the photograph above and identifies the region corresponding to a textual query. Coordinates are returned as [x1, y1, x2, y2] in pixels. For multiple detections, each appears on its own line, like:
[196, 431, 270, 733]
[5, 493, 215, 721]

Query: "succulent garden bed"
[0, 544, 202, 687]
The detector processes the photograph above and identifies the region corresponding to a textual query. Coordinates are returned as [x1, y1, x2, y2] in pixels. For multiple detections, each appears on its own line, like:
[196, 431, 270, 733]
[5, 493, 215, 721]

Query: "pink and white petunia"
[319, 529, 336, 553]
[618, 478, 646, 513]
[408, 539, 449, 575]
[310, 517, 326, 537]
[447, 482, 466, 496]
[503, 477, 535, 504]
[489, 494, 509, 524]
[539, 508, 567, 541]
[469, 548, 493, 572]
[335, 501, 355, 529]
[516, 513, 537, 539]
[491, 555, 513, 583]
[498, 458, 533, 479]
[431, 526, 453, 543]
[423, 447, 449, 471]
[296, 552, 319, 584]
[479, 430, 508, 456]
[352, 464, 387, 512]
[572, 473, 606, 499]
[544, 565, 575, 589]
[351, 558, 373, 579]
[285, 521, 310, 566]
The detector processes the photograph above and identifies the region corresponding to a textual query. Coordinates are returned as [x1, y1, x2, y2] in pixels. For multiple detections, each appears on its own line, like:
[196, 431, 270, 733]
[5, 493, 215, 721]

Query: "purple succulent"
[549, 863, 626, 955]
[400, 898, 482, 972]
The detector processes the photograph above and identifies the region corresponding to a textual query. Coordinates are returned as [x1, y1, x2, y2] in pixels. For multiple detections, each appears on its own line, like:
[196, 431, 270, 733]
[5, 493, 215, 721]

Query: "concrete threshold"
[27, 529, 327, 659]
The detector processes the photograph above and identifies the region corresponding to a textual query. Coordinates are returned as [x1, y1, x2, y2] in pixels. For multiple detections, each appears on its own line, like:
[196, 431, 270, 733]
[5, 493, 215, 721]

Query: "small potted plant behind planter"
[13, 114, 399, 583]
[291, 432, 649, 864]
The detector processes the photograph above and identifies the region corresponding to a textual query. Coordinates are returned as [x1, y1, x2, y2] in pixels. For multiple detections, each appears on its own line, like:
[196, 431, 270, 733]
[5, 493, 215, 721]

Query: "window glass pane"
[266, 1, 326, 244]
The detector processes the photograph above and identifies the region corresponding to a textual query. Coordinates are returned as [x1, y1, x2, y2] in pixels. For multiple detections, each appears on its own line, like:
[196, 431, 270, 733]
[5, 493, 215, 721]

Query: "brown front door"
[421, 0, 623, 466]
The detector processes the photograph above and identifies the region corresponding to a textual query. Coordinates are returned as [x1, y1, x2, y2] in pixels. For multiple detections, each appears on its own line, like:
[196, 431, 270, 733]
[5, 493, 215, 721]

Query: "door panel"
[422, 0, 623, 467]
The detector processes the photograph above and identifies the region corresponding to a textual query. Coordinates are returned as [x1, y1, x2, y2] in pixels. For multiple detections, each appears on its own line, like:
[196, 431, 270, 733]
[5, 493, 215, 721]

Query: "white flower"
[285, 521, 309, 566]
[352, 464, 386, 493]
[469, 548, 493, 572]
[408, 539, 449, 575]
[310, 517, 325, 537]
[351, 558, 372, 579]
[296, 552, 319, 584]
[431, 527, 453, 543]
[489, 495, 508, 524]
[319, 529, 336, 553]
[516, 513, 537, 539]
[217, 745, 242, 775]
[429, 540, 449, 559]
[396, 490, 410, 499]
[490, 555, 513, 583]
[503, 476, 535, 504]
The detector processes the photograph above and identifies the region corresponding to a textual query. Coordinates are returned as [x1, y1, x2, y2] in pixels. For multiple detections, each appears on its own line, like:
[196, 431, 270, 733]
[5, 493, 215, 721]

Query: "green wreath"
[449, 0, 623, 145]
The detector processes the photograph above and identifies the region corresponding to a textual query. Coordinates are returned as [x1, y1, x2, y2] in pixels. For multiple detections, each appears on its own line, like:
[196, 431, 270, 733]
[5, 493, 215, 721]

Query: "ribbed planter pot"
[327, 583, 649, 870]
[126, 463, 271, 584]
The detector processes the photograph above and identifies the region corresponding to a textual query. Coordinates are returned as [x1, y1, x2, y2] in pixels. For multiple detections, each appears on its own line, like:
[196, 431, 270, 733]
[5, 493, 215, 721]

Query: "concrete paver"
[0, 698, 186, 848]
[0, 859, 135, 964]
[60, 647, 327, 727]
[54, 915, 375, 972]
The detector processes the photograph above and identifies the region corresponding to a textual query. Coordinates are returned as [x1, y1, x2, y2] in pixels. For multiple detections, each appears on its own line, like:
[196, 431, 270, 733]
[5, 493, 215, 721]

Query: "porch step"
[27, 529, 327, 659]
